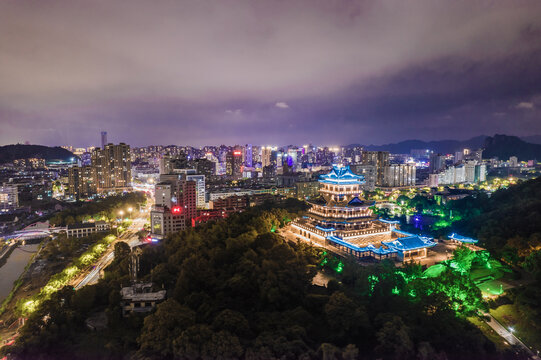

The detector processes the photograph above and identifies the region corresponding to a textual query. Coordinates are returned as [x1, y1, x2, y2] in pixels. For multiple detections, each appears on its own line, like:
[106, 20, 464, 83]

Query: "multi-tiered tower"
[291, 164, 435, 262]
[293, 165, 390, 245]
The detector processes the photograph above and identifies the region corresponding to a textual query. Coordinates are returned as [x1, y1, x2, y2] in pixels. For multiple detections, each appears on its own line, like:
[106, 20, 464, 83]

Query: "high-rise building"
[464, 161, 476, 183]
[68, 166, 96, 199]
[261, 147, 273, 168]
[475, 164, 487, 182]
[361, 151, 389, 186]
[159, 153, 189, 174]
[433, 161, 485, 186]
[193, 158, 216, 178]
[226, 150, 243, 178]
[350, 164, 377, 191]
[429, 153, 446, 174]
[180, 180, 197, 221]
[155, 183, 174, 208]
[150, 178, 197, 239]
[0, 184, 18, 213]
[91, 143, 131, 193]
[100, 131, 107, 149]
[245, 144, 253, 167]
[509, 156, 518, 167]
[382, 164, 416, 187]
[454, 151, 464, 163]
[186, 174, 206, 208]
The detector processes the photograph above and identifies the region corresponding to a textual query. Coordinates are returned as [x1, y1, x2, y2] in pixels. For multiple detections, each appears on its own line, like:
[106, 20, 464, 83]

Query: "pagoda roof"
[325, 228, 436, 256]
[348, 197, 365, 206]
[448, 233, 478, 243]
[319, 165, 365, 184]
[382, 236, 436, 252]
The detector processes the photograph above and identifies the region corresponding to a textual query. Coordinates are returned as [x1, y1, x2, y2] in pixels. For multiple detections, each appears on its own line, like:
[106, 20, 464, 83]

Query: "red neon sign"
[233, 151, 242, 156]
[171, 206, 182, 214]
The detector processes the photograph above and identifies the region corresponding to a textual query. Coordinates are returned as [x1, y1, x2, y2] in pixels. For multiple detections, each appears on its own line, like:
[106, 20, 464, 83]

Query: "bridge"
[1, 222, 66, 242]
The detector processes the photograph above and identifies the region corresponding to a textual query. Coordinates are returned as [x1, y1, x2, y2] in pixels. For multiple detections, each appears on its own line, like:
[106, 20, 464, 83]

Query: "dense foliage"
[6, 200, 507, 360]
[49, 192, 146, 226]
[455, 176, 541, 259]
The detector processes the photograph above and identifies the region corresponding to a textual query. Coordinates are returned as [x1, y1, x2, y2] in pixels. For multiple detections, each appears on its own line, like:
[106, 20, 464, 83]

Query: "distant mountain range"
[348, 134, 541, 160]
[0, 144, 76, 164]
[483, 135, 541, 161]
[352, 135, 488, 154]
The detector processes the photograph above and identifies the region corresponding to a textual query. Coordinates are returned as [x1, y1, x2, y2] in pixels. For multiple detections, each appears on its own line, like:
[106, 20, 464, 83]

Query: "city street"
[72, 216, 147, 290]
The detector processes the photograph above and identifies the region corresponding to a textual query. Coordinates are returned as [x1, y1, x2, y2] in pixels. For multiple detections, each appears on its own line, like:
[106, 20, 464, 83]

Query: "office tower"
[100, 131, 107, 149]
[382, 164, 416, 187]
[429, 153, 446, 173]
[261, 147, 272, 167]
[361, 151, 389, 186]
[226, 150, 243, 178]
[0, 184, 18, 213]
[245, 144, 253, 167]
[68, 166, 96, 199]
[186, 174, 205, 208]
[91, 143, 131, 193]
[509, 156, 518, 167]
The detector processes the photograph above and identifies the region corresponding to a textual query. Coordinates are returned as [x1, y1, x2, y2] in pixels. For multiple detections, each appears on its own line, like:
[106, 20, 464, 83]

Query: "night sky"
[1, 0, 541, 147]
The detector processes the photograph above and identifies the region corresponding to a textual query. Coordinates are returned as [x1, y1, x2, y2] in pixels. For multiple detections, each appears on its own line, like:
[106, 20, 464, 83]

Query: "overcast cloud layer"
[1, 0, 541, 146]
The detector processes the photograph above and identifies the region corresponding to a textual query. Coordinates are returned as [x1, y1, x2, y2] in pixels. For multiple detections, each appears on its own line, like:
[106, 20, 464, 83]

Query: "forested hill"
[8, 199, 499, 360]
[458, 176, 541, 257]
[0, 144, 76, 163]
[482, 134, 541, 161]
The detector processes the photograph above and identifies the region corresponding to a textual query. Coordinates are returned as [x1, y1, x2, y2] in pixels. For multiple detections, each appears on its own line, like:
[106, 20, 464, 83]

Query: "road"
[72, 217, 146, 290]
[482, 312, 539, 358]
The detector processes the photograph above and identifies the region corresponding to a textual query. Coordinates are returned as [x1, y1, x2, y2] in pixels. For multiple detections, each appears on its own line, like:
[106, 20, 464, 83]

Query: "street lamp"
[128, 207, 133, 219]
[118, 210, 124, 221]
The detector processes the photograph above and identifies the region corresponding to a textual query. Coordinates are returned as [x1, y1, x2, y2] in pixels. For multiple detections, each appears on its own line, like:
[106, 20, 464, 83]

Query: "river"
[0, 244, 39, 302]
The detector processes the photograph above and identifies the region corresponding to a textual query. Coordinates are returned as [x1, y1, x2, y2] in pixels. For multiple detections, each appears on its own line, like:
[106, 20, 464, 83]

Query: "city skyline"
[1, 1, 541, 147]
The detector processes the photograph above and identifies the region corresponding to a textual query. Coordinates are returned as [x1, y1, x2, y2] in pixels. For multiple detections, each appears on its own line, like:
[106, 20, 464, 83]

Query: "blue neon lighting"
[319, 165, 366, 185]
[315, 226, 336, 232]
[448, 233, 478, 243]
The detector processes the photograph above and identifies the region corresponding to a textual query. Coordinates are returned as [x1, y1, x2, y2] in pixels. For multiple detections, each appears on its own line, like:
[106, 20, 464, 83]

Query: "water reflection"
[0, 244, 39, 302]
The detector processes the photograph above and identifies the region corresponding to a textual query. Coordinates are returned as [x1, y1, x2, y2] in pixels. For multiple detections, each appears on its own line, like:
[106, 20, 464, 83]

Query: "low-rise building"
[150, 205, 186, 238]
[120, 283, 166, 316]
[66, 221, 110, 238]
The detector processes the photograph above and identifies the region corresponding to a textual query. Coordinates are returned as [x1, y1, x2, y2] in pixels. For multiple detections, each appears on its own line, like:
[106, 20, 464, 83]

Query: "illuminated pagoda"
[291, 165, 435, 262]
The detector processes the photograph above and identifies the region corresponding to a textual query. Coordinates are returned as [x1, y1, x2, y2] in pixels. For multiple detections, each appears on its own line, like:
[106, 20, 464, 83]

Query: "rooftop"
[448, 233, 479, 243]
[319, 165, 366, 185]
[121, 283, 167, 302]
